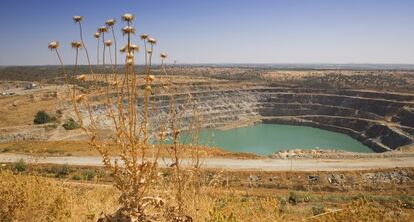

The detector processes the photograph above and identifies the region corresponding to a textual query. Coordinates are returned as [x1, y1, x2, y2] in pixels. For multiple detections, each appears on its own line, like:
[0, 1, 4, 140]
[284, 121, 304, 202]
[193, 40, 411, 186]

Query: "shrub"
[206, 207, 237, 222]
[400, 195, 414, 209]
[13, 159, 27, 172]
[288, 191, 310, 205]
[51, 164, 71, 178]
[33, 111, 52, 125]
[71, 174, 82, 181]
[81, 169, 96, 181]
[62, 118, 79, 130]
[312, 205, 326, 216]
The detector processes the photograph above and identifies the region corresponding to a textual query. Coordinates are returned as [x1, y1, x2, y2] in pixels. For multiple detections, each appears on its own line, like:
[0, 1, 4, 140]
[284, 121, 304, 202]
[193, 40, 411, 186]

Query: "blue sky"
[0, 0, 413, 65]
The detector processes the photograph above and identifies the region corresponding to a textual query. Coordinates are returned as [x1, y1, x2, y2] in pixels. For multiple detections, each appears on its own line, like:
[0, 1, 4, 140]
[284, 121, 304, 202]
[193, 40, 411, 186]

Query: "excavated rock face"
[74, 84, 413, 153]
[185, 86, 413, 152]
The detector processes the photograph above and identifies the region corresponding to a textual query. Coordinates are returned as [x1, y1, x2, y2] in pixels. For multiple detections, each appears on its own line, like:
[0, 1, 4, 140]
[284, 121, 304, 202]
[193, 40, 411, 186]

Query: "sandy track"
[1, 153, 413, 171]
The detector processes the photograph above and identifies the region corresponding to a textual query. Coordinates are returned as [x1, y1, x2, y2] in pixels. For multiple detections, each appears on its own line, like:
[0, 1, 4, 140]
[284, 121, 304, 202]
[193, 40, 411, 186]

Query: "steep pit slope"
[73, 82, 413, 153]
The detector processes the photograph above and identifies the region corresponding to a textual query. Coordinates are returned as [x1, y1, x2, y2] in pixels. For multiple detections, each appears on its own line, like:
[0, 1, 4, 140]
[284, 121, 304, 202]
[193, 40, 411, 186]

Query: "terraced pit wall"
[83, 84, 414, 153]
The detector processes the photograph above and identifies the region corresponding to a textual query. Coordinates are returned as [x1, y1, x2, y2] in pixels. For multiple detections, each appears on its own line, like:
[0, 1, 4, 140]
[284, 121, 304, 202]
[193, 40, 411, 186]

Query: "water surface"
[182, 124, 372, 155]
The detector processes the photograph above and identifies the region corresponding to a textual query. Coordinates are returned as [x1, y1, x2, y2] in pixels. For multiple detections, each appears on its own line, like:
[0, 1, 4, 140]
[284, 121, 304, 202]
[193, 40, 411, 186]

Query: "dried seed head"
[76, 74, 87, 81]
[104, 40, 112, 47]
[126, 58, 134, 66]
[121, 43, 139, 53]
[48, 41, 59, 50]
[147, 49, 152, 54]
[105, 18, 116, 27]
[98, 26, 108, 33]
[130, 44, 139, 51]
[126, 53, 134, 59]
[148, 38, 157, 45]
[160, 53, 167, 59]
[71, 41, 82, 49]
[122, 26, 135, 36]
[145, 85, 152, 91]
[148, 75, 155, 82]
[140, 34, 149, 40]
[94, 32, 101, 39]
[122, 13, 134, 22]
[75, 94, 86, 103]
[73, 15, 83, 23]
[120, 46, 127, 53]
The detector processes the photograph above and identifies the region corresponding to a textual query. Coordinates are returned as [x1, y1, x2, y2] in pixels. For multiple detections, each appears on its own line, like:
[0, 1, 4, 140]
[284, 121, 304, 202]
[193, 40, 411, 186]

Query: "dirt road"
[1, 153, 413, 171]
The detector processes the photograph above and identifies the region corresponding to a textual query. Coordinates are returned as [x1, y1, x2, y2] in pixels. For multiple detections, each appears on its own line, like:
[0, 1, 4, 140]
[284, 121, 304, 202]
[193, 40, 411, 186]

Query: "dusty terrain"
[1, 66, 414, 221]
[1, 66, 413, 156]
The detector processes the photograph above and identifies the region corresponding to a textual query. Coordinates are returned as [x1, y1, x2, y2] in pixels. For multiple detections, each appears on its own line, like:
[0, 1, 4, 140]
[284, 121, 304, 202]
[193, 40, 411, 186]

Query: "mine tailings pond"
[184, 124, 373, 155]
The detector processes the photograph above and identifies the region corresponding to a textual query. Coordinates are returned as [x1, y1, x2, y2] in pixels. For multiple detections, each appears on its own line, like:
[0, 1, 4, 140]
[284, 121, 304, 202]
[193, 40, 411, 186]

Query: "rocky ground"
[0, 67, 413, 156]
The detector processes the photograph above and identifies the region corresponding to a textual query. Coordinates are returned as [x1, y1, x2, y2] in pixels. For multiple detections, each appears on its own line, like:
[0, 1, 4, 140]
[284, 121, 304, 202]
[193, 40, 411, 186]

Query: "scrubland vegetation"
[1, 167, 414, 221]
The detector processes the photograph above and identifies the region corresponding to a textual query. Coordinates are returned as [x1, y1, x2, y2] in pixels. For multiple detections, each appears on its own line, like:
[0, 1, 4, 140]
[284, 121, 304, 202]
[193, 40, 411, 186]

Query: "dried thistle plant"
[70, 41, 82, 76]
[73, 15, 93, 75]
[106, 19, 118, 70]
[49, 13, 201, 222]
[94, 32, 101, 66]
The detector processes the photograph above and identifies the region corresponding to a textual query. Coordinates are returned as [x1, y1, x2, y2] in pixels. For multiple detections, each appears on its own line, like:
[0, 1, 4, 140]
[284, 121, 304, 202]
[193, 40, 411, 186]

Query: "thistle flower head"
[122, 13, 135, 22]
[140, 34, 149, 40]
[73, 15, 83, 23]
[121, 43, 139, 53]
[126, 53, 134, 59]
[94, 32, 101, 39]
[160, 53, 167, 59]
[105, 18, 116, 27]
[105, 40, 113, 47]
[148, 38, 157, 45]
[130, 44, 139, 52]
[98, 26, 108, 33]
[71, 41, 82, 49]
[147, 75, 155, 82]
[120, 46, 127, 53]
[122, 26, 135, 36]
[48, 41, 59, 50]
[126, 57, 134, 66]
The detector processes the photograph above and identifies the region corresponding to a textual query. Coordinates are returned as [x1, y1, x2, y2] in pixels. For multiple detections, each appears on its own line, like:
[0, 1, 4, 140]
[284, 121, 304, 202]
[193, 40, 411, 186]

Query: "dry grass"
[1, 170, 413, 222]
[0, 170, 117, 222]
[0, 94, 57, 128]
[0, 141, 260, 159]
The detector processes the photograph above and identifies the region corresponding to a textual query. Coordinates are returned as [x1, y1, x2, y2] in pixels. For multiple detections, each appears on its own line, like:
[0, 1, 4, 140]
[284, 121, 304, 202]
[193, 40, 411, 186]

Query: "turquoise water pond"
[181, 124, 372, 155]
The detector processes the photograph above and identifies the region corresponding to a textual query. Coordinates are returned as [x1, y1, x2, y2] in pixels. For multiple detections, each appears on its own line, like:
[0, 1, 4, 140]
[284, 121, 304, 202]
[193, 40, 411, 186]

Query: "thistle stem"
[102, 32, 106, 71]
[97, 39, 100, 66]
[74, 48, 79, 76]
[54, 49, 67, 82]
[78, 22, 93, 74]
[111, 27, 118, 71]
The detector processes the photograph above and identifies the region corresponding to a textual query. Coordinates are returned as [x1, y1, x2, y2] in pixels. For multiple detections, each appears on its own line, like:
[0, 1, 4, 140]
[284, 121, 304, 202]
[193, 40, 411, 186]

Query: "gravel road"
[1, 153, 413, 171]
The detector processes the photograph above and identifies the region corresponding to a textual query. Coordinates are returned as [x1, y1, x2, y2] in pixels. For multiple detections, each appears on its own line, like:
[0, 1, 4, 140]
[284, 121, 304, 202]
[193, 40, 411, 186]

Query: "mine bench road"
[1, 153, 414, 171]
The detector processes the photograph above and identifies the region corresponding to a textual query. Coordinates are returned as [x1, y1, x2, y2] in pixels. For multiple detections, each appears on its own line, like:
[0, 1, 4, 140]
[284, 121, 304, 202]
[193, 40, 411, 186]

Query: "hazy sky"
[0, 0, 413, 65]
